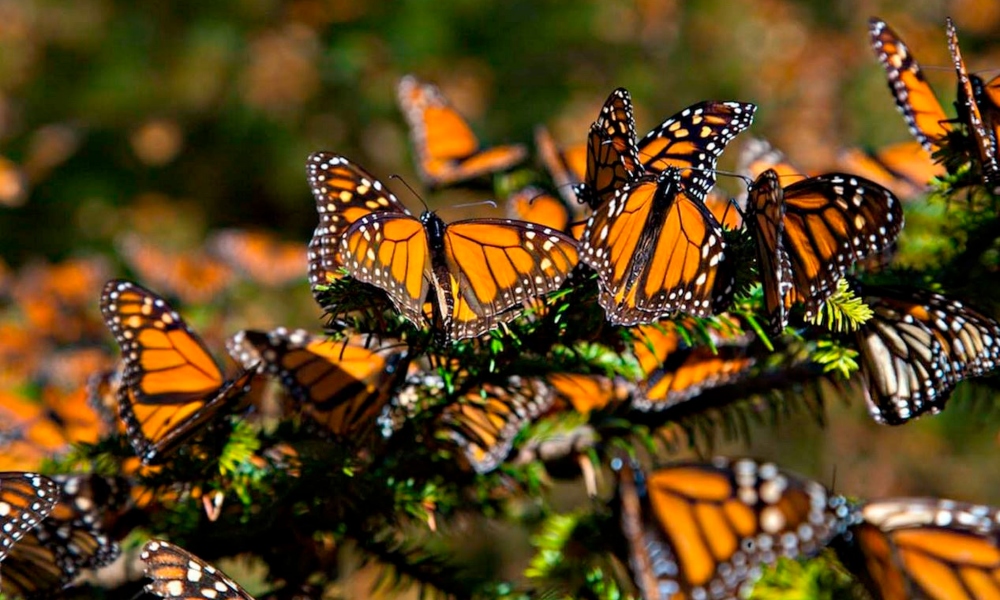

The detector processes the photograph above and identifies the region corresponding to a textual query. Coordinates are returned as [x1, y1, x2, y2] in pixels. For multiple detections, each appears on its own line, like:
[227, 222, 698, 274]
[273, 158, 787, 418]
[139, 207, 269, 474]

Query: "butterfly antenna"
[389, 174, 430, 213]
[449, 199, 498, 210]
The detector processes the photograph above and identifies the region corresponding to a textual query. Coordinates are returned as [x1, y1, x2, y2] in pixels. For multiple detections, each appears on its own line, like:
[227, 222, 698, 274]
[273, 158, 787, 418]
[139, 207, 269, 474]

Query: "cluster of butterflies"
[1, 14, 1000, 600]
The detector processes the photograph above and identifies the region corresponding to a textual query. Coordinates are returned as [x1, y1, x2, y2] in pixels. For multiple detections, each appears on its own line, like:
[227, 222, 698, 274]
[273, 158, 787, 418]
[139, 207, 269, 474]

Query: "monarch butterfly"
[869, 17, 952, 154]
[834, 497, 1000, 600]
[0, 472, 59, 562]
[226, 328, 409, 437]
[141, 540, 255, 600]
[630, 321, 755, 411]
[438, 376, 553, 474]
[397, 75, 527, 188]
[11, 257, 111, 344]
[614, 457, 850, 600]
[837, 141, 944, 201]
[947, 18, 1000, 194]
[855, 286, 1000, 425]
[207, 229, 307, 287]
[747, 170, 904, 333]
[534, 124, 588, 205]
[333, 162, 579, 341]
[118, 234, 235, 304]
[580, 168, 732, 325]
[545, 372, 630, 415]
[505, 186, 587, 239]
[100, 279, 254, 464]
[0, 474, 128, 598]
[578, 88, 757, 210]
[704, 191, 743, 231]
[0, 388, 108, 471]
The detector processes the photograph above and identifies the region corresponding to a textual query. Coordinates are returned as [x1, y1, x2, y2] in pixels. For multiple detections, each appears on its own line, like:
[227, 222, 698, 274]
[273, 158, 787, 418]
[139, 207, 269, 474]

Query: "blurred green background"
[1, 0, 999, 557]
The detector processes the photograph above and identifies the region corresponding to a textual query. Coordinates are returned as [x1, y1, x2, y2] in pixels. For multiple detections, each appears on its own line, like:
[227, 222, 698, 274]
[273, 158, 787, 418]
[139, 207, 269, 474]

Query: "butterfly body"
[581, 168, 728, 324]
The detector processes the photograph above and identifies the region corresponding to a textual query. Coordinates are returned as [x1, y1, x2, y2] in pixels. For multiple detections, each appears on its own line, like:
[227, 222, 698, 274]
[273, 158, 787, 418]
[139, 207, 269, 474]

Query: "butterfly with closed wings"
[328, 160, 579, 341]
[397, 75, 527, 188]
[100, 279, 254, 464]
[0, 472, 59, 563]
[227, 328, 409, 438]
[747, 169, 904, 333]
[855, 286, 1000, 425]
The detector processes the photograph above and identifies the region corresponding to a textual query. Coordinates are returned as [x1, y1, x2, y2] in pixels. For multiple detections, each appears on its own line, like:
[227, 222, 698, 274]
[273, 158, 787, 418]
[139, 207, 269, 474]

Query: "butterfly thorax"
[621, 169, 683, 292]
[420, 210, 456, 333]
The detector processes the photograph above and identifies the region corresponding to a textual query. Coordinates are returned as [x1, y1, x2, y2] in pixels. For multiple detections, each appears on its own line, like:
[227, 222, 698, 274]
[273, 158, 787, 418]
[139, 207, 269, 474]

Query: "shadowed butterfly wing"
[227, 329, 409, 437]
[578, 88, 644, 209]
[141, 540, 254, 600]
[748, 169, 795, 333]
[776, 174, 904, 320]
[869, 18, 952, 153]
[338, 212, 431, 330]
[581, 170, 728, 325]
[100, 280, 253, 464]
[397, 75, 526, 188]
[443, 218, 579, 340]
[836, 498, 1000, 600]
[439, 377, 554, 474]
[0, 472, 59, 562]
[638, 100, 756, 202]
[857, 288, 1000, 425]
[306, 152, 412, 294]
[947, 18, 1000, 194]
[616, 457, 850, 600]
[208, 229, 306, 287]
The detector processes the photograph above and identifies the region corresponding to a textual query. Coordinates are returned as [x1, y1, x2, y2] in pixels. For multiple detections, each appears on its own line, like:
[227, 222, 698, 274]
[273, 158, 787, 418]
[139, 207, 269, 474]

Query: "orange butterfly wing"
[535, 125, 588, 205]
[738, 136, 808, 184]
[578, 88, 644, 209]
[228, 329, 409, 437]
[869, 17, 952, 153]
[581, 169, 728, 325]
[306, 152, 413, 293]
[397, 75, 526, 187]
[837, 141, 943, 200]
[209, 229, 306, 287]
[748, 169, 795, 332]
[443, 218, 579, 339]
[616, 458, 848, 600]
[118, 235, 234, 304]
[141, 540, 254, 600]
[506, 186, 571, 233]
[0, 473, 59, 562]
[100, 279, 252, 463]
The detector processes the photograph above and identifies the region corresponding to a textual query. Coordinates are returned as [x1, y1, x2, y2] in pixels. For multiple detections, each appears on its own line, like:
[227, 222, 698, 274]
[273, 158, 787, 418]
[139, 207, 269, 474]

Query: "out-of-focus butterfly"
[834, 497, 1000, 600]
[856, 286, 1000, 425]
[100, 279, 254, 464]
[737, 136, 807, 185]
[227, 328, 409, 437]
[869, 17, 953, 155]
[141, 540, 255, 600]
[747, 170, 904, 333]
[397, 75, 527, 188]
[0, 387, 108, 471]
[0, 155, 29, 207]
[207, 229, 307, 287]
[334, 162, 579, 341]
[545, 372, 630, 415]
[578, 88, 756, 210]
[0, 474, 128, 599]
[438, 376, 554, 474]
[947, 18, 1000, 194]
[838, 141, 944, 201]
[118, 234, 234, 304]
[614, 457, 850, 600]
[534, 125, 588, 205]
[505, 186, 586, 239]
[0, 472, 59, 562]
[629, 321, 755, 411]
[11, 257, 111, 344]
[580, 167, 732, 325]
